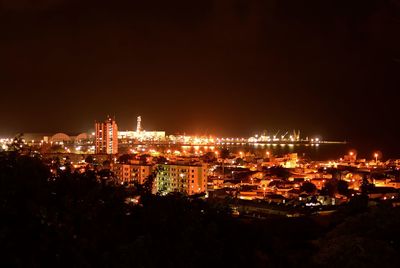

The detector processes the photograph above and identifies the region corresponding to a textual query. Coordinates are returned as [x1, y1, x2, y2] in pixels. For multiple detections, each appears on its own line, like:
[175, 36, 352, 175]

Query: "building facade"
[113, 164, 153, 185]
[156, 163, 208, 195]
[118, 130, 166, 142]
[118, 116, 166, 142]
[95, 117, 118, 154]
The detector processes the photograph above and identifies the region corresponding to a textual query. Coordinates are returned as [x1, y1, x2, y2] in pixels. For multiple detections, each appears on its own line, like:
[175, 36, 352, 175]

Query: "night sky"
[1, 0, 399, 155]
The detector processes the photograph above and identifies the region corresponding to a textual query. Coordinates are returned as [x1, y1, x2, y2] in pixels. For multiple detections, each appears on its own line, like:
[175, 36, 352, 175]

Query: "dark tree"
[102, 160, 111, 169]
[322, 179, 350, 197]
[201, 152, 216, 163]
[268, 166, 291, 180]
[8, 133, 25, 153]
[139, 154, 150, 164]
[330, 169, 342, 180]
[360, 175, 375, 196]
[85, 155, 94, 164]
[220, 148, 230, 159]
[337, 180, 349, 196]
[155, 156, 167, 164]
[322, 179, 338, 197]
[235, 157, 245, 166]
[301, 181, 317, 194]
[219, 148, 230, 175]
[118, 154, 133, 164]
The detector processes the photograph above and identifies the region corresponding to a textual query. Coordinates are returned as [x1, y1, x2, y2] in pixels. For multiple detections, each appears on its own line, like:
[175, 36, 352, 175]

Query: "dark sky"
[1, 0, 399, 154]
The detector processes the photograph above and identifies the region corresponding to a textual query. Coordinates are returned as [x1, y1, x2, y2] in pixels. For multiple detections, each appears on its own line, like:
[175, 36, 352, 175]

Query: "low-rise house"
[368, 187, 399, 200]
[265, 194, 286, 204]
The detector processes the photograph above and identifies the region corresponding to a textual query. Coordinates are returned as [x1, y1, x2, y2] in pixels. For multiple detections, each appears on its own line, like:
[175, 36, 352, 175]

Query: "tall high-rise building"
[95, 116, 118, 154]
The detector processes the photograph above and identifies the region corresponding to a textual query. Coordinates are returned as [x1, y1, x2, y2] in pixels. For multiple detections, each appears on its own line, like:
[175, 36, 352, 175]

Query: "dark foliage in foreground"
[1, 153, 400, 267]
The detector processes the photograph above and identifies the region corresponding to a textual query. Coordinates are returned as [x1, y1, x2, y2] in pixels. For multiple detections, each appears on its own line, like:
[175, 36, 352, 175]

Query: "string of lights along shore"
[0, 115, 346, 156]
[91, 115, 344, 155]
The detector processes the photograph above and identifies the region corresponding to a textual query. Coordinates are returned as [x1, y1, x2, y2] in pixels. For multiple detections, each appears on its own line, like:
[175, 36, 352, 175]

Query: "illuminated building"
[23, 132, 90, 145]
[156, 163, 208, 195]
[119, 130, 166, 141]
[282, 153, 298, 168]
[118, 116, 166, 141]
[344, 151, 357, 162]
[136, 116, 142, 132]
[95, 116, 118, 154]
[113, 164, 152, 184]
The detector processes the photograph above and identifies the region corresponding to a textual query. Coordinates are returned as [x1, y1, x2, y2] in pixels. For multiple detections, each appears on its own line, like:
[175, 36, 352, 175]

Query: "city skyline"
[0, 113, 394, 158]
[1, 0, 399, 155]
